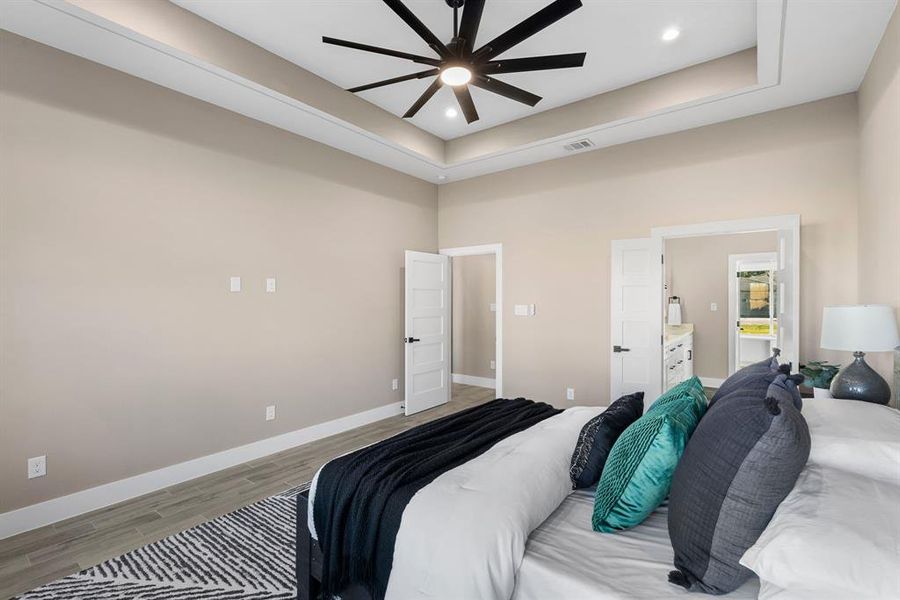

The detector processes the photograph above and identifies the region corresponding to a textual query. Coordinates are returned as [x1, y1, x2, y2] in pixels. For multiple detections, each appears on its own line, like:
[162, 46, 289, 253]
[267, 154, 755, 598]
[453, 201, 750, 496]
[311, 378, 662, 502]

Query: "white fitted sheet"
[513, 489, 760, 600]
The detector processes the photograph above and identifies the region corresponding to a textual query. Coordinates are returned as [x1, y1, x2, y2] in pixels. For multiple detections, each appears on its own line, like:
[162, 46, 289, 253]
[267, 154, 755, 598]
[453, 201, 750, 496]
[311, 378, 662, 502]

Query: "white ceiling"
[174, 0, 757, 140]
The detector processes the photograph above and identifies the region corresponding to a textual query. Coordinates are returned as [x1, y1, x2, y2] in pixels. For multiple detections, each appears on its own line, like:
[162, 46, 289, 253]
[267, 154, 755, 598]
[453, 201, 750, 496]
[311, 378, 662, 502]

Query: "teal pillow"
[647, 376, 705, 417]
[592, 385, 707, 533]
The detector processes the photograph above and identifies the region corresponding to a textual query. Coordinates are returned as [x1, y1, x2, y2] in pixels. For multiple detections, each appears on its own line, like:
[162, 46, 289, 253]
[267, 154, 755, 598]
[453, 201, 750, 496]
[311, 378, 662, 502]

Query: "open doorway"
[608, 217, 800, 404]
[441, 244, 503, 405]
[663, 232, 778, 390]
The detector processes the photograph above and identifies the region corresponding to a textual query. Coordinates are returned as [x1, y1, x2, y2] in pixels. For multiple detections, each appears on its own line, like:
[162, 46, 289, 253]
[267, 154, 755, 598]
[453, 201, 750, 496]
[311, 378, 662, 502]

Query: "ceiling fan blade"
[473, 0, 583, 62]
[482, 52, 586, 74]
[457, 0, 486, 56]
[402, 78, 443, 118]
[453, 86, 480, 124]
[471, 75, 542, 107]
[347, 69, 439, 93]
[382, 0, 452, 59]
[322, 37, 440, 66]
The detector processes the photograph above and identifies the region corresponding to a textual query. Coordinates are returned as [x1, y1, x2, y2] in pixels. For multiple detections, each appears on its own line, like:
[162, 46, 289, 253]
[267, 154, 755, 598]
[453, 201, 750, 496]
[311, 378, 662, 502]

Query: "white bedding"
[513, 490, 760, 600]
[309, 405, 602, 600]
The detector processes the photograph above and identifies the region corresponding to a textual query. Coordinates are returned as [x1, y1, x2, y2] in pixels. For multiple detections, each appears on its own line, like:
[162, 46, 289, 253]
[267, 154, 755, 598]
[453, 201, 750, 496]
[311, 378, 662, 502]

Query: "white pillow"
[803, 398, 900, 483]
[741, 464, 900, 599]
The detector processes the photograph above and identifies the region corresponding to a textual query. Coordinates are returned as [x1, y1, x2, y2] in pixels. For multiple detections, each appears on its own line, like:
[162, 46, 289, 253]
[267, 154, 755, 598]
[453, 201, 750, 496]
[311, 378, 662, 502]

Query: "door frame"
[728, 252, 778, 375]
[439, 244, 503, 398]
[650, 215, 800, 386]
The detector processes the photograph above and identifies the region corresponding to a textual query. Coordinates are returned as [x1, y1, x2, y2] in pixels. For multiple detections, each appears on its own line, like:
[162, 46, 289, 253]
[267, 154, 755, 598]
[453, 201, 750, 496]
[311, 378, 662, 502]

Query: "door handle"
[613, 345, 630, 353]
[405, 337, 421, 344]
[687, 349, 692, 360]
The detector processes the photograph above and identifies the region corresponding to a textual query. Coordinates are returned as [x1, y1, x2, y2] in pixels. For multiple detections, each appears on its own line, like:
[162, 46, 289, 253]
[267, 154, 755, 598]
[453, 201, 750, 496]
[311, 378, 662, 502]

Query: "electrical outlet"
[266, 278, 276, 293]
[229, 276, 241, 292]
[392, 378, 399, 391]
[28, 455, 46, 479]
[265, 405, 276, 421]
[490, 360, 496, 370]
[566, 388, 575, 401]
[710, 302, 718, 312]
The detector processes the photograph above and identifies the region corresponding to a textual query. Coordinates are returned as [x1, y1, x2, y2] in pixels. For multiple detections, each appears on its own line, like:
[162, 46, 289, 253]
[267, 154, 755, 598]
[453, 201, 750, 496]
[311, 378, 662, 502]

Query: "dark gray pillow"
[569, 392, 643, 489]
[767, 372, 804, 411]
[709, 353, 782, 408]
[667, 393, 810, 595]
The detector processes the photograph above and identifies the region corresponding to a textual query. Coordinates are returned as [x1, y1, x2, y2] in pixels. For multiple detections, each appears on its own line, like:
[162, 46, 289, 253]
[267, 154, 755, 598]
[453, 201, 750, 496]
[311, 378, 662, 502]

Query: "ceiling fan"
[323, 0, 586, 124]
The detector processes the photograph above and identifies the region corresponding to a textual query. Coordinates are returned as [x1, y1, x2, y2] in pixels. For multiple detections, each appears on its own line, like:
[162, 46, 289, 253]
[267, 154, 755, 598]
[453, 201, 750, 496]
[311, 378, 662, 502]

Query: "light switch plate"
[265, 405, 276, 421]
[266, 278, 277, 293]
[230, 276, 241, 292]
[490, 360, 496, 370]
[392, 378, 399, 391]
[710, 302, 718, 312]
[514, 304, 535, 317]
[27, 455, 46, 479]
[566, 388, 575, 401]
[490, 303, 497, 312]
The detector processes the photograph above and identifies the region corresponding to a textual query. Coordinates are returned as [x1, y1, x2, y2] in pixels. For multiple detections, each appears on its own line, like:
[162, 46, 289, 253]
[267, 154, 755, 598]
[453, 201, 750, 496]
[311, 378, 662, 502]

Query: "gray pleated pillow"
[667, 392, 810, 595]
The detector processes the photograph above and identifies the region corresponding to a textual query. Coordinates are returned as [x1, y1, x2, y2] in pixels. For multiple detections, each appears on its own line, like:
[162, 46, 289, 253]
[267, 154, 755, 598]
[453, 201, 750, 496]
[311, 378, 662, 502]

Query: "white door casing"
[776, 225, 800, 369]
[610, 238, 663, 406]
[404, 251, 451, 416]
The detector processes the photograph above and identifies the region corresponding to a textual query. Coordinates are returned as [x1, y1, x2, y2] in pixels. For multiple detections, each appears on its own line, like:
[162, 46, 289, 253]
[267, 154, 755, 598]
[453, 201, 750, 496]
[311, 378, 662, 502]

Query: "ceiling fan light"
[440, 66, 472, 87]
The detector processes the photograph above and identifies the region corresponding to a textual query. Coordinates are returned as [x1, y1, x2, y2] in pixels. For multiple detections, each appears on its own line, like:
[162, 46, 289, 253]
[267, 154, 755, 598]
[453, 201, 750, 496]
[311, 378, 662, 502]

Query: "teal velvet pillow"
[647, 376, 705, 418]
[592, 384, 707, 533]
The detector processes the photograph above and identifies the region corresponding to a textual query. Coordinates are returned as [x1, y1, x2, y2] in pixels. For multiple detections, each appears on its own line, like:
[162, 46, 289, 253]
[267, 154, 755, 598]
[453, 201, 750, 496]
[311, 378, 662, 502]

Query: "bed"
[296, 393, 900, 600]
[296, 399, 758, 600]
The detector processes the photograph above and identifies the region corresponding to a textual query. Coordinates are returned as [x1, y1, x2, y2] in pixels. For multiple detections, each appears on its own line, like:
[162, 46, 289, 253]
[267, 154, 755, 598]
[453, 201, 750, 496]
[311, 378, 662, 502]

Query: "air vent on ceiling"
[563, 139, 594, 152]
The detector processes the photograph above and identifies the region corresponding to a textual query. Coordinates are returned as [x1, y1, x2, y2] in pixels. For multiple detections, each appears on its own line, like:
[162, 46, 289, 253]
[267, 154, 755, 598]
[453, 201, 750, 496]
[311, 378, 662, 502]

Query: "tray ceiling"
[174, 0, 757, 140]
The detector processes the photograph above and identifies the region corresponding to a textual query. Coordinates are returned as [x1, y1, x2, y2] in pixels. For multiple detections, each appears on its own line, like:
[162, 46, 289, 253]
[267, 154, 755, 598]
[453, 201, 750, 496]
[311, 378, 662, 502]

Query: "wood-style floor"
[0, 383, 496, 599]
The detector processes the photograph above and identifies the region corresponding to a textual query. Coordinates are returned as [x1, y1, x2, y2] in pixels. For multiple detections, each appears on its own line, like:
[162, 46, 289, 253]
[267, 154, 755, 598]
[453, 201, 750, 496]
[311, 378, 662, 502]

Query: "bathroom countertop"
[665, 323, 693, 346]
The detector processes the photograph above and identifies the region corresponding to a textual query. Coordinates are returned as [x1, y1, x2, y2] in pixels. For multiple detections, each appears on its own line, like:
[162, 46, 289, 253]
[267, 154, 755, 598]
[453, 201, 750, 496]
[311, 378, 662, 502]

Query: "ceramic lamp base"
[830, 351, 891, 404]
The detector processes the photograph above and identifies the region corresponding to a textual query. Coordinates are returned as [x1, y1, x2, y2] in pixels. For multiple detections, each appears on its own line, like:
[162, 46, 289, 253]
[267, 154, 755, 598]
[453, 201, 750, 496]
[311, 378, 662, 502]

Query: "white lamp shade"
[820, 305, 900, 352]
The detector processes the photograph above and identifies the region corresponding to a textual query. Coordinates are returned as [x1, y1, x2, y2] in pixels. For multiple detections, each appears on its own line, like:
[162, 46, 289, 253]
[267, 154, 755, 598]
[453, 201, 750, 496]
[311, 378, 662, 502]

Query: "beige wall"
[0, 33, 437, 512]
[451, 255, 496, 380]
[665, 232, 777, 380]
[858, 6, 900, 406]
[439, 94, 859, 406]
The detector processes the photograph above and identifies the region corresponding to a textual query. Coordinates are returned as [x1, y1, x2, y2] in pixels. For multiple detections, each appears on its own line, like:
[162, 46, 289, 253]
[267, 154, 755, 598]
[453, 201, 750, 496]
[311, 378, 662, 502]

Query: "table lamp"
[820, 305, 900, 404]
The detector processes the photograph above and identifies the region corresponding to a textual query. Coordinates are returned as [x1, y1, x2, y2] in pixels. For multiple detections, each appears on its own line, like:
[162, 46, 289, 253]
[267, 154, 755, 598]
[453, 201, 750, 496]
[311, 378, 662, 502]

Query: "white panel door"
[404, 251, 451, 416]
[610, 238, 663, 406]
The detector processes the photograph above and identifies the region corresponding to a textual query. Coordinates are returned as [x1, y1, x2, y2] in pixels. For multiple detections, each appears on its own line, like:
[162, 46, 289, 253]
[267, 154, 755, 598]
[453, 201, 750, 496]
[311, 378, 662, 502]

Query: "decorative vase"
[829, 351, 892, 404]
[813, 387, 833, 399]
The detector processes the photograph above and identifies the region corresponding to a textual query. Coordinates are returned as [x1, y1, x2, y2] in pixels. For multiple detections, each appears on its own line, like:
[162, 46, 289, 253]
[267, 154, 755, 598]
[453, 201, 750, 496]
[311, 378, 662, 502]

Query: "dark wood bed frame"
[297, 488, 373, 600]
[296, 488, 321, 600]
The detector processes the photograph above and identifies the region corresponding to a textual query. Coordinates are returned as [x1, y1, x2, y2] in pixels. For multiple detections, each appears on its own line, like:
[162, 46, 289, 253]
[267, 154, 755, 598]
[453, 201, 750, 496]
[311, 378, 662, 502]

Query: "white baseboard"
[0, 400, 403, 540]
[700, 377, 726, 388]
[451, 373, 496, 389]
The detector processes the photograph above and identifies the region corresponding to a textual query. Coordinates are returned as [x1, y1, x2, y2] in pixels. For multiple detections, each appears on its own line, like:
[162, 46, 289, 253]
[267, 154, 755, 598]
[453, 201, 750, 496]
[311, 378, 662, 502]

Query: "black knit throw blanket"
[311, 398, 561, 600]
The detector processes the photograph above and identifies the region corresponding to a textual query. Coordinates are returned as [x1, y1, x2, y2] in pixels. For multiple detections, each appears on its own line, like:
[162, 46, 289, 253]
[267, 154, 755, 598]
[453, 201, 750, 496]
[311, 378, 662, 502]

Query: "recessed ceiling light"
[440, 65, 472, 87]
[445, 107, 458, 118]
[661, 27, 680, 42]
[437, 175, 447, 181]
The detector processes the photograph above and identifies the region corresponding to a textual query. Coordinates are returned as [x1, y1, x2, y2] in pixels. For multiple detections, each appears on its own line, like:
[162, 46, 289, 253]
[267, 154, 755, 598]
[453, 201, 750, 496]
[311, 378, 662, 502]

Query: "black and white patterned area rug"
[17, 484, 308, 600]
